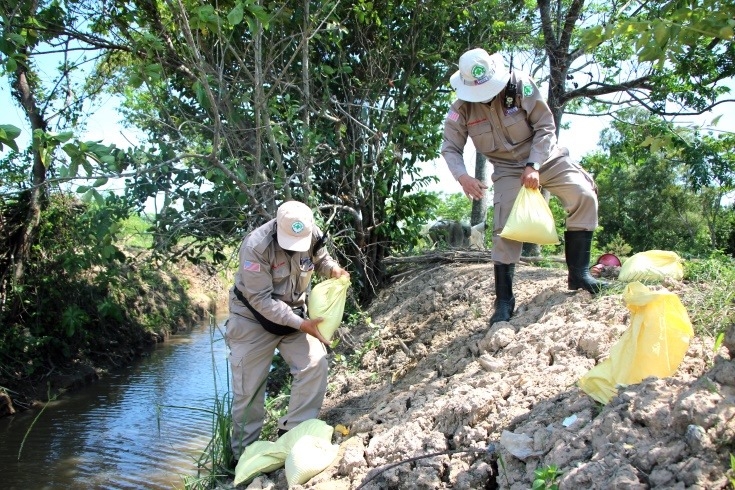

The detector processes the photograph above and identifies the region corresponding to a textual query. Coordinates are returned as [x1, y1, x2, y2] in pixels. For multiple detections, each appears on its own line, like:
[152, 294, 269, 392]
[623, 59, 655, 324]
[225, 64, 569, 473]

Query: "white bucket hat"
[276, 201, 314, 252]
[450, 48, 510, 102]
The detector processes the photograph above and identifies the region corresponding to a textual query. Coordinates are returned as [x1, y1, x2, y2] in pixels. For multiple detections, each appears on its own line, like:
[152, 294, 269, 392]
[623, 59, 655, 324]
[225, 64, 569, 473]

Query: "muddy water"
[0, 316, 230, 490]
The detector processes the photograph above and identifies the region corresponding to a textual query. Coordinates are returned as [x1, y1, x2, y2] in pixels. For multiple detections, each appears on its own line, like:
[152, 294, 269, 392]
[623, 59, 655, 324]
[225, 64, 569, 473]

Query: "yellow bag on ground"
[499, 187, 559, 245]
[285, 435, 339, 487]
[233, 419, 334, 486]
[308, 275, 350, 341]
[234, 441, 286, 486]
[578, 282, 693, 404]
[618, 250, 684, 282]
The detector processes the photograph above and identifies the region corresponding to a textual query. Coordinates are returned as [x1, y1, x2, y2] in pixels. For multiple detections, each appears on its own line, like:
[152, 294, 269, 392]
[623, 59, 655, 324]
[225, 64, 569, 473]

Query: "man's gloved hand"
[300, 317, 329, 346]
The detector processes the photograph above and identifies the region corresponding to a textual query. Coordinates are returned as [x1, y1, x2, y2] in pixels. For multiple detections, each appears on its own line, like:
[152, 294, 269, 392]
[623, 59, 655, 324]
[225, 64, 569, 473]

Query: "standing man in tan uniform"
[441, 48, 606, 326]
[226, 200, 349, 460]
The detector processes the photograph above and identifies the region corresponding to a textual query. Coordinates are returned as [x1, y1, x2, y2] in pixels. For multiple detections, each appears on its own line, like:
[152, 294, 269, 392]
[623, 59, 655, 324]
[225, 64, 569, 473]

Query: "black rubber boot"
[565, 231, 608, 294]
[490, 264, 515, 325]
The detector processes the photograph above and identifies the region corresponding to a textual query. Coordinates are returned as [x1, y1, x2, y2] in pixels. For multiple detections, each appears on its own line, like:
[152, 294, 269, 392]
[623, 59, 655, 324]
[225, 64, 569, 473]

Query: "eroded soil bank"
[241, 262, 734, 489]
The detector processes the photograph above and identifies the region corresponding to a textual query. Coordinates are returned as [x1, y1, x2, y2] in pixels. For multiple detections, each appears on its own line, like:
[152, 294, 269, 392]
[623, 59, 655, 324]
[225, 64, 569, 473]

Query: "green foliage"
[577, 0, 734, 66]
[584, 109, 735, 257]
[118, 213, 155, 249]
[728, 453, 735, 488]
[0, 124, 21, 152]
[682, 251, 735, 339]
[602, 234, 633, 258]
[434, 192, 472, 222]
[533, 464, 561, 490]
[331, 311, 382, 373]
[0, 193, 200, 389]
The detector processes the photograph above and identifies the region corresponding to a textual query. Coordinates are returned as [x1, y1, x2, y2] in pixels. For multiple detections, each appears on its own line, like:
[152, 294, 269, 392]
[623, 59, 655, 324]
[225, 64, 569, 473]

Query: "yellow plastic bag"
[233, 441, 286, 486]
[618, 250, 684, 282]
[499, 187, 559, 245]
[285, 435, 339, 487]
[578, 282, 693, 404]
[233, 419, 334, 486]
[307, 275, 350, 341]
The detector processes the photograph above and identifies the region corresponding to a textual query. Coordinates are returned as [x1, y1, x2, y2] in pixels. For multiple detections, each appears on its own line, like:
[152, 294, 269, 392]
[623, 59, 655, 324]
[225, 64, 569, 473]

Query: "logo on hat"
[291, 221, 305, 234]
[471, 64, 486, 79]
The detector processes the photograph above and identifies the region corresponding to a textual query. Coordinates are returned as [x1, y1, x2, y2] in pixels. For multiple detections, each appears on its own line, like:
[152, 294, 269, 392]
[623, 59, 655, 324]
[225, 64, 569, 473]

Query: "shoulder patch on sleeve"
[242, 260, 261, 272]
[447, 110, 460, 122]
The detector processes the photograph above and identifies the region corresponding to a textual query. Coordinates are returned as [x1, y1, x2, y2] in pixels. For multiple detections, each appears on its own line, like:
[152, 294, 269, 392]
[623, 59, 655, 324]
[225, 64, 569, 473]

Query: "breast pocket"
[272, 267, 290, 296]
[468, 121, 497, 153]
[296, 258, 315, 294]
[503, 111, 533, 144]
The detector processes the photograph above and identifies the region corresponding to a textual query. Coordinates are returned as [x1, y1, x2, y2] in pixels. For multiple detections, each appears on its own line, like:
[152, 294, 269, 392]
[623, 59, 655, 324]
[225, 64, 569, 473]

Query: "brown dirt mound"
[243, 261, 734, 489]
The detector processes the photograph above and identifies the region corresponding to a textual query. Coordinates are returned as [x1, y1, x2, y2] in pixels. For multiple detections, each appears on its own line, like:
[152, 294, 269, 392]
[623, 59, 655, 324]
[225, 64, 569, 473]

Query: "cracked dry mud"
[241, 262, 735, 490]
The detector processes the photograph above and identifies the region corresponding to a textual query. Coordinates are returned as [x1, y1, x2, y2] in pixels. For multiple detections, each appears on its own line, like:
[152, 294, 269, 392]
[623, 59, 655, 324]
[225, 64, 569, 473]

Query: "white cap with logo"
[450, 48, 510, 102]
[276, 201, 314, 252]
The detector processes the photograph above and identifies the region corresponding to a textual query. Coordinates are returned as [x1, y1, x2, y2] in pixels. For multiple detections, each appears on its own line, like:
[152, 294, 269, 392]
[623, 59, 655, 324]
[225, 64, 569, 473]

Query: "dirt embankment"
[242, 261, 734, 490]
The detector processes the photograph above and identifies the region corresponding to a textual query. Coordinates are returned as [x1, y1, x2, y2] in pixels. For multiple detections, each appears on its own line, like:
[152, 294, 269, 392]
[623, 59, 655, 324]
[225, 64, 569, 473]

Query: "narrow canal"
[1, 315, 229, 490]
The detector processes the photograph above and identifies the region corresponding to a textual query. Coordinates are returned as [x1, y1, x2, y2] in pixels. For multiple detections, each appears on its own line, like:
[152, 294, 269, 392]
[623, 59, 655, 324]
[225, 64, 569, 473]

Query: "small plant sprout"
[533, 464, 562, 490]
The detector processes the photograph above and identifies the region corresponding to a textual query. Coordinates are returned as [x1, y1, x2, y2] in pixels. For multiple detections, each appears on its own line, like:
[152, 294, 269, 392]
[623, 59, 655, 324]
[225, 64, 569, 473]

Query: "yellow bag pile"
[307, 275, 351, 341]
[233, 419, 335, 486]
[499, 186, 559, 245]
[578, 282, 693, 404]
[618, 250, 684, 282]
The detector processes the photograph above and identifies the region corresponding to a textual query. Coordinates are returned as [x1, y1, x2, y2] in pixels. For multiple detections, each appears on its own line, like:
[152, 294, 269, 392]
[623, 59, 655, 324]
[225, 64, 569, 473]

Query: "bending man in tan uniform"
[226, 200, 349, 460]
[441, 48, 606, 326]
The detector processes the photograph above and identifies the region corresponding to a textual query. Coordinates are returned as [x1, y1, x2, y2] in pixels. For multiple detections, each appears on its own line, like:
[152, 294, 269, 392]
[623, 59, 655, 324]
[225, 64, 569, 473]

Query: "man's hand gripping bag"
[578, 281, 693, 404]
[307, 275, 350, 341]
[499, 187, 559, 245]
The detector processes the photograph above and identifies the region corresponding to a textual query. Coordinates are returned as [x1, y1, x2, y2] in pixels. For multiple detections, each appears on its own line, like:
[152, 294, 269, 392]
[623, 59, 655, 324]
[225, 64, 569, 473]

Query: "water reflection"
[0, 316, 229, 490]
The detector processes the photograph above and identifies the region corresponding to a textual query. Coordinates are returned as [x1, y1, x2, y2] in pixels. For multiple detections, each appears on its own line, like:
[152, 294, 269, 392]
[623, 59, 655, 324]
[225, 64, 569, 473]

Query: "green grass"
[682, 252, 735, 340]
[118, 214, 154, 249]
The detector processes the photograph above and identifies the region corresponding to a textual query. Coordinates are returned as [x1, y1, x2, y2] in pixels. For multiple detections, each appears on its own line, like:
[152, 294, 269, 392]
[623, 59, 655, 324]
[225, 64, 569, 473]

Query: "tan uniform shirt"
[441, 71, 557, 178]
[229, 219, 338, 331]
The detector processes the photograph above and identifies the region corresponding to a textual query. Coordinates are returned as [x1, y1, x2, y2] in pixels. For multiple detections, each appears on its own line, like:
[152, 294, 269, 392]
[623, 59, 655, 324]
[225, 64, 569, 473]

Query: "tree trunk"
[11, 30, 47, 284]
[471, 152, 489, 226]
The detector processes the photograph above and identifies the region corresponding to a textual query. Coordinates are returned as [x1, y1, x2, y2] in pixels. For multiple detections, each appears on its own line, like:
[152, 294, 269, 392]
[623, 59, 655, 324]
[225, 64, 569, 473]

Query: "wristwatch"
[526, 162, 540, 171]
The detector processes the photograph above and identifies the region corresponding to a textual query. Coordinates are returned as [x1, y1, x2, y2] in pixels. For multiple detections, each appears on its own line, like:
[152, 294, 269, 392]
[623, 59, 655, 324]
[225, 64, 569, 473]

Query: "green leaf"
[0, 124, 21, 152]
[653, 22, 669, 48]
[228, 3, 244, 26]
[5, 56, 17, 72]
[52, 131, 74, 143]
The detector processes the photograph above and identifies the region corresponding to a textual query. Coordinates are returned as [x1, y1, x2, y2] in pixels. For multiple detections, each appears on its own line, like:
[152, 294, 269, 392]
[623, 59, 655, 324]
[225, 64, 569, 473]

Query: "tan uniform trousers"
[492, 147, 599, 265]
[225, 313, 328, 457]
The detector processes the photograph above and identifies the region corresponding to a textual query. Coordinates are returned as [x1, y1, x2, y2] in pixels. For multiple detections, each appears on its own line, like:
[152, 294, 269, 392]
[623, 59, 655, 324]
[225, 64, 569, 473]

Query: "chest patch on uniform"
[447, 110, 460, 122]
[271, 261, 286, 269]
[523, 84, 534, 97]
[503, 106, 520, 116]
[300, 257, 314, 270]
[242, 260, 261, 272]
[467, 118, 488, 126]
